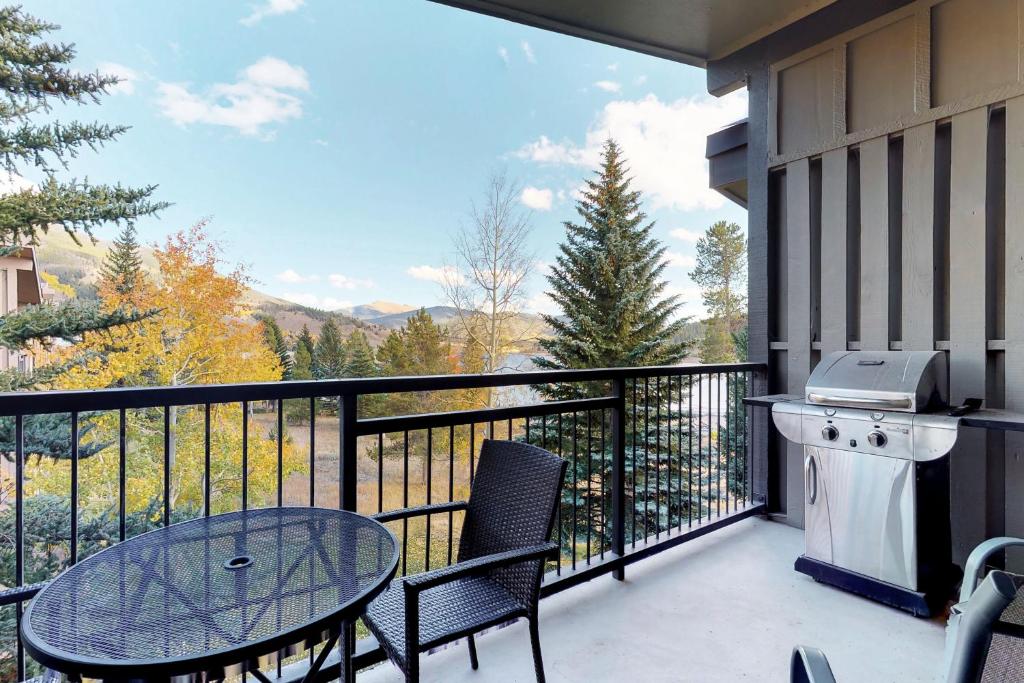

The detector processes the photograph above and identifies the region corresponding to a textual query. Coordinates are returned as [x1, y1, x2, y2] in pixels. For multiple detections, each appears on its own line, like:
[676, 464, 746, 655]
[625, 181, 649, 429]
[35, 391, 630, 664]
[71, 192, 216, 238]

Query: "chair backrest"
[946, 570, 1018, 683]
[457, 439, 567, 610]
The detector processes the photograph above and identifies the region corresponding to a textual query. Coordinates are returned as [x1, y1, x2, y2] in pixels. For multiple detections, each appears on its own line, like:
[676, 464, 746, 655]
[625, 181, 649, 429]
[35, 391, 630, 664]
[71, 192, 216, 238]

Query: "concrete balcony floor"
[359, 517, 945, 682]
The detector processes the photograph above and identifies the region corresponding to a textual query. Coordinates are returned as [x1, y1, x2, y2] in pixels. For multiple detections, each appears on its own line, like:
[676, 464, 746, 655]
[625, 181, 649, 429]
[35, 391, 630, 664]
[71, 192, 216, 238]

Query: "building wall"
[711, 0, 1024, 566]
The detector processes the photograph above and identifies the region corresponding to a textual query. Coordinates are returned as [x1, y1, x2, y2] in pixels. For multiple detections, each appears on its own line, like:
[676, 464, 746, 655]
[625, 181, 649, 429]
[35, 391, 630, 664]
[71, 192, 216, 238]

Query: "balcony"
[359, 517, 944, 682]
[0, 362, 940, 681]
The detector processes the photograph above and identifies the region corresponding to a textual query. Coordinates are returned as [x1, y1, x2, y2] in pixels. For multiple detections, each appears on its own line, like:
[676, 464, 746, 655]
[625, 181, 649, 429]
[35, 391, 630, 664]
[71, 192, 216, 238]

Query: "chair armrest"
[403, 542, 558, 593]
[372, 501, 467, 524]
[790, 646, 836, 683]
[960, 537, 1024, 602]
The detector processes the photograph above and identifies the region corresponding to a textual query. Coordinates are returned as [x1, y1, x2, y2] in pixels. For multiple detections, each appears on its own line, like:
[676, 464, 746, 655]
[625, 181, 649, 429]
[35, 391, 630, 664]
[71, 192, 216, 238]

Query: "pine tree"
[532, 139, 693, 552]
[0, 7, 168, 460]
[689, 220, 747, 362]
[291, 342, 313, 381]
[256, 314, 292, 379]
[536, 139, 688, 387]
[312, 318, 346, 380]
[292, 324, 315, 380]
[99, 224, 144, 299]
[343, 330, 377, 377]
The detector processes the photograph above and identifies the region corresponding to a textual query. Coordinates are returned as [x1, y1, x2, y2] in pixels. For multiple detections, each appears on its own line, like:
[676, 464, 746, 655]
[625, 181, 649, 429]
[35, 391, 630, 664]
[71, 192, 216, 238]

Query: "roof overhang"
[431, 0, 839, 67]
[707, 119, 748, 207]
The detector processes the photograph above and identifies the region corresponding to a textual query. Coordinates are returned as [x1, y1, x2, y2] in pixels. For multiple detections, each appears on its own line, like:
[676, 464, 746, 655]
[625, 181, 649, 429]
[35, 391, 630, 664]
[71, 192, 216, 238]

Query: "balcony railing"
[0, 362, 767, 681]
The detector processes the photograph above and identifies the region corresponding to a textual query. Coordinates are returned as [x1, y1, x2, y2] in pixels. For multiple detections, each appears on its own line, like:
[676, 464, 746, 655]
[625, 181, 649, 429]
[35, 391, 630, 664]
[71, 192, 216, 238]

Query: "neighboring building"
[0, 246, 43, 373]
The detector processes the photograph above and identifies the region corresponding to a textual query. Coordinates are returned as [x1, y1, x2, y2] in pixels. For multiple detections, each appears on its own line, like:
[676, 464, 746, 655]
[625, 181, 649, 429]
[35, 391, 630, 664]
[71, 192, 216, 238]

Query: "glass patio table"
[21, 507, 399, 682]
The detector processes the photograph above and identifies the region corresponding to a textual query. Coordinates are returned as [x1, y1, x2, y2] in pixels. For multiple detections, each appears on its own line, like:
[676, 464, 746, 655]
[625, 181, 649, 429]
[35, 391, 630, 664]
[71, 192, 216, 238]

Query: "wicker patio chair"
[791, 536, 1024, 683]
[363, 439, 568, 683]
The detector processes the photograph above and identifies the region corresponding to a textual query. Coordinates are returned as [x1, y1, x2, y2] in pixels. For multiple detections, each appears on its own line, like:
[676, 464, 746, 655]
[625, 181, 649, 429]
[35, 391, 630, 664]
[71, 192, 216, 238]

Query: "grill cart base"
[795, 555, 961, 618]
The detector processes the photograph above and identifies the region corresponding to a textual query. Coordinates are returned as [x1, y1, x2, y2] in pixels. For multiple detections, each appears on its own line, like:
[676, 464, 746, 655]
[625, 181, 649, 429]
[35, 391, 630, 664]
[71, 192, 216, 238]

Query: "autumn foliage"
[28, 224, 306, 516]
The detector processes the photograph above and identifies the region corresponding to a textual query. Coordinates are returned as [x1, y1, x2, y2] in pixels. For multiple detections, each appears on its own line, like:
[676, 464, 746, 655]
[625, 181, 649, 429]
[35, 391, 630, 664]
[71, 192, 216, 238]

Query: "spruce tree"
[99, 224, 144, 298]
[535, 139, 687, 386]
[256, 314, 292, 379]
[291, 342, 312, 381]
[343, 330, 376, 377]
[312, 318, 346, 379]
[532, 139, 693, 551]
[0, 7, 168, 460]
[293, 323, 315, 379]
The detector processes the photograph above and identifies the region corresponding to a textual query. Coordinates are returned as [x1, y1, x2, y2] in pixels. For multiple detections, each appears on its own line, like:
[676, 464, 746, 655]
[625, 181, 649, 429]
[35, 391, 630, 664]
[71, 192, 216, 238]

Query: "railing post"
[611, 376, 627, 581]
[340, 393, 358, 512]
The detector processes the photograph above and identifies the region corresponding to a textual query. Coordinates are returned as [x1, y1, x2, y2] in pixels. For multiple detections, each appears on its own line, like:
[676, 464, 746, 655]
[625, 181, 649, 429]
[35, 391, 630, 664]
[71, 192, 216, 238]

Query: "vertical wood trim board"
[786, 158, 812, 529]
[1005, 96, 1024, 557]
[901, 122, 936, 351]
[820, 148, 848, 353]
[859, 136, 890, 350]
[949, 107, 989, 560]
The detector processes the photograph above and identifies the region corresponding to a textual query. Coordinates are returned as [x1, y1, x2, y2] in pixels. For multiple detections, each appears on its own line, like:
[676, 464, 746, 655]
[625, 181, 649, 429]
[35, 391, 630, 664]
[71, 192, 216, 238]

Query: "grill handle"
[806, 393, 913, 410]
[805, 454, 817, 505]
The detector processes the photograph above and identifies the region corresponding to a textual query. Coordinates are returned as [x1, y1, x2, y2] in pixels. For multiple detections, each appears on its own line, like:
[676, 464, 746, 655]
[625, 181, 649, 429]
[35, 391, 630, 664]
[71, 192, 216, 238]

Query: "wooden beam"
[859, 137, 890, 350]
[901, 122, 936, 350]
[949, 107, 989, 562]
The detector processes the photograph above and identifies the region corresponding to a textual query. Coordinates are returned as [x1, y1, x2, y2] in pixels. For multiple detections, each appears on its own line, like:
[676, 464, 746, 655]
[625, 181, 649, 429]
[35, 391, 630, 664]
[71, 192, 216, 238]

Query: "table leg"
[341, 619, 356, 682]
[301, 632, 339, 683]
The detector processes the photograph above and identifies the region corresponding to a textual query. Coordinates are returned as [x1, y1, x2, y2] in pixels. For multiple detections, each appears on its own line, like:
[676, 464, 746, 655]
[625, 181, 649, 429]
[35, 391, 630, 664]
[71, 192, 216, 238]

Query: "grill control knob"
[821, 425, 839, 441]
[867, 430, 887, 448]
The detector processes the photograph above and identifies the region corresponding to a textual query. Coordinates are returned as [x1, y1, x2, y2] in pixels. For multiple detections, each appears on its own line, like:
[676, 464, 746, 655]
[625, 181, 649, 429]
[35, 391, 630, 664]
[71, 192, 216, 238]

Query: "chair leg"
[405, 657, 418, 683]
[468, 634, 479, 670]
[529, 616, 545, 683]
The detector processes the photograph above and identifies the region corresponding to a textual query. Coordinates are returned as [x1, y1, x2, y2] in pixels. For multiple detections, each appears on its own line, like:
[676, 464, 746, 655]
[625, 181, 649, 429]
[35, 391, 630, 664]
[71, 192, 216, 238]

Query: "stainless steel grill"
[772, 350, 962, 616]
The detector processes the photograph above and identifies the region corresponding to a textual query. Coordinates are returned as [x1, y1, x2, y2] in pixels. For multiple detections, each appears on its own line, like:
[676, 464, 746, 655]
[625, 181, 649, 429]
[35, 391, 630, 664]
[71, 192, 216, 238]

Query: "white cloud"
[521, 41, 536, 64]
[664, 251, 696, 269]
[281, 292, 352, 311]
[607, 63, 619, 72]
[328, 273, 374, 290]
[241, 0, 304, 26]
[513, 135, 585, 165]
[314, 138, 329, 147]
[98, 62, 140, 95]
[513, 89, 748, 211]
[520, 186, 553, 211]
[275, 268, 319, 284]
[594, 80, 622, 93]
[498, 47, 510, 65]
[243, 56, 309, 90]
[635, 75, 648, 86]
[526, 291, 560, 316]
[156, 56, 309, 137]
[664, 284, 705, 319]
[670, 228, 702, 243]
[407, 265, 462, 284]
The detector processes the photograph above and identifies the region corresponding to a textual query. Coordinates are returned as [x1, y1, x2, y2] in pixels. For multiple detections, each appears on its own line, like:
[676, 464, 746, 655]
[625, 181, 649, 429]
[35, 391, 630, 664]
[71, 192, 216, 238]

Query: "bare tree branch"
[443, 171, 537, 404]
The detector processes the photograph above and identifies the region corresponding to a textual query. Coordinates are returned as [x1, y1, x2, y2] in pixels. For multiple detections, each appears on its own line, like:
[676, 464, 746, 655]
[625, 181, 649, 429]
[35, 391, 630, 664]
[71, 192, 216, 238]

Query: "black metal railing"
[0, 362, 766, 682]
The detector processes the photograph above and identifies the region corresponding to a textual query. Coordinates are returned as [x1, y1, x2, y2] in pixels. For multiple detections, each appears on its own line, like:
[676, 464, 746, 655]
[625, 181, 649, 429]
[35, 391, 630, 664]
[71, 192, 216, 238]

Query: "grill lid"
[804, 350, 948, 413]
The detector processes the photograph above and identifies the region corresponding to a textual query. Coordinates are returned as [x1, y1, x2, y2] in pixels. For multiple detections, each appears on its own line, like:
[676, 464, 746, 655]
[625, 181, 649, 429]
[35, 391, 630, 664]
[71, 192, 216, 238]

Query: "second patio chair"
[364, 438, 567, 683]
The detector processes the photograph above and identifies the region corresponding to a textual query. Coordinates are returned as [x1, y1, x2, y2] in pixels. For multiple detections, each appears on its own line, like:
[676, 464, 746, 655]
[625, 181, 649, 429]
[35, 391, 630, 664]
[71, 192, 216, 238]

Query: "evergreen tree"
[291, 324, 315, 380]
[312, 318, 346, 379]
[689, 220, 747, 362]
[256, 314, 292, 379]
[343, 330, 376, 377]
[535, 139, 688, 386]
[531, 139, 693, 553]
[0, 7, 168, 460]
[99, 224, 144, 299]
[291, 338, 313, 381]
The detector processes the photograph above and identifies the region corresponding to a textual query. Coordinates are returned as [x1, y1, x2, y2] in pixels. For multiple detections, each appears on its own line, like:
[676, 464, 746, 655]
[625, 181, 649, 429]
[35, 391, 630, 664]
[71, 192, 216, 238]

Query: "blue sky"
[23, 0, 747, 318]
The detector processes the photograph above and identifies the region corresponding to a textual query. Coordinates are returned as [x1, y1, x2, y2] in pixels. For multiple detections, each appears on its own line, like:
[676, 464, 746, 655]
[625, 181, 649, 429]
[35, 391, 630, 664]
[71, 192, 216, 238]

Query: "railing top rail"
[0, 362, 766, 416]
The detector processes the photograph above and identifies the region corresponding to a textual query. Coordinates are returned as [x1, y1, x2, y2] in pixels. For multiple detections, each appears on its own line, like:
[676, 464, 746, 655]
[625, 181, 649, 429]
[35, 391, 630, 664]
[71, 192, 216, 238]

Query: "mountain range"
[32, 231, 550, 349]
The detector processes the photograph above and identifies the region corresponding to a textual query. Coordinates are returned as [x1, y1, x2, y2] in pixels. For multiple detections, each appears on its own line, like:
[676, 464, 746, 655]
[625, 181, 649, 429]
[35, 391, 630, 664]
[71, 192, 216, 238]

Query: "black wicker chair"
[363, 439, 567, 683]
